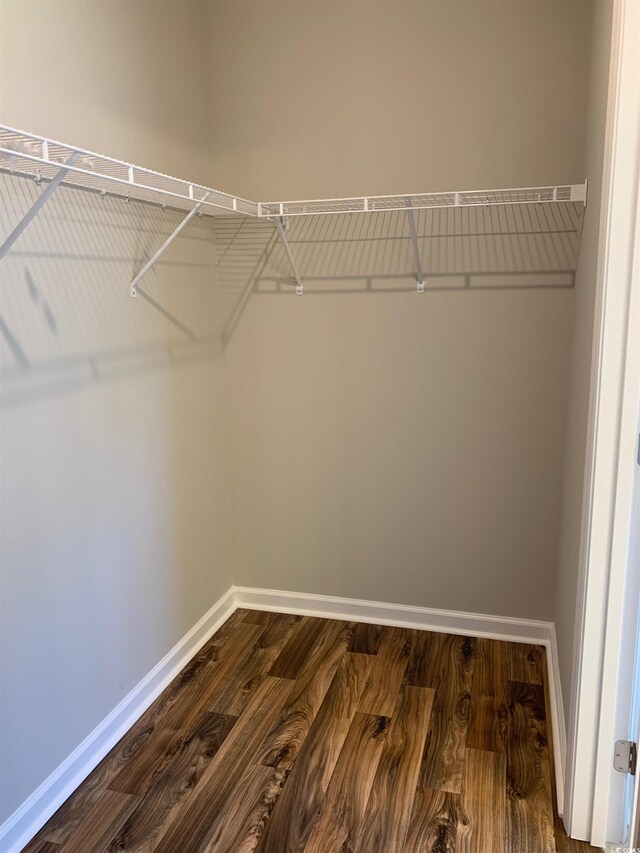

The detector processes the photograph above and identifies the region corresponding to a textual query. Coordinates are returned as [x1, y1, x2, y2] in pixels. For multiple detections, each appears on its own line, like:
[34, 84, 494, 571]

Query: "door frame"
[564, 0, 640, 845]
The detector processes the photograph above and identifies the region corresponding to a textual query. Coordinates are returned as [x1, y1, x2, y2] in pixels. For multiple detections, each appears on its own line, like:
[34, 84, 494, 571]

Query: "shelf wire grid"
[1, 125, 587, 223]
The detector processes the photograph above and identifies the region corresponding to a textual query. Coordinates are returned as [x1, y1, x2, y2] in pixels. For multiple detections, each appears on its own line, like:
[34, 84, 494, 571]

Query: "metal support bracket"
[405, 198, 425, 293]
[274, 217, 303, 295]
[0, 151, 79, 261]
[130, 191, 211, 297]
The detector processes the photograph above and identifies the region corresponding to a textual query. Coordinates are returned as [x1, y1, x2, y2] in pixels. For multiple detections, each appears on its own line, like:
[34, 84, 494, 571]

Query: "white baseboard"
[233, 585, 567, 814]
[2, 583, 567, 852]
[0, 586, 236, 853]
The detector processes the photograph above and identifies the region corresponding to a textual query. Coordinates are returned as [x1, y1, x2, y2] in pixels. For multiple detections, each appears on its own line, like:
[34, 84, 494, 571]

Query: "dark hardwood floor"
[24, 610, 600, 852]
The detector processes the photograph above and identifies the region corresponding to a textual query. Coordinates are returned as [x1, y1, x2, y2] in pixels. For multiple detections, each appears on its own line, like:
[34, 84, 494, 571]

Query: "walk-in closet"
[2, 1, 639, 851]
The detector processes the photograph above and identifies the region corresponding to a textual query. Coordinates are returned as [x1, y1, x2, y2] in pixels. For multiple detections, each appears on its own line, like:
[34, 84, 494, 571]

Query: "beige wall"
[0, 0, 212, 183]
[207, 0, 592, 200]
[554, 0, 613, 747]
[226, 282, 574, 618]
[0, 1, 232, 822]
[218, 0, 592, 619]
[0, 0, 599, 827]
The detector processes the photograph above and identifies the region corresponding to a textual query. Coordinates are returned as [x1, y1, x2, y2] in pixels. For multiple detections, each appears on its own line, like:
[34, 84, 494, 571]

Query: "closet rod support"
[404, 198, 424, 293]
[275, 217, 303, 295]
[0, 151, 79, 261]
[130, 191, 211, 297]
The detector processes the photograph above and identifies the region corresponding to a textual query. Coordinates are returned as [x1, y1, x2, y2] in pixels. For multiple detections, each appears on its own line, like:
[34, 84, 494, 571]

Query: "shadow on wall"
[0, 173, 232, 404]
[245, 201, 583, 292]
[1, 170, 583, 404]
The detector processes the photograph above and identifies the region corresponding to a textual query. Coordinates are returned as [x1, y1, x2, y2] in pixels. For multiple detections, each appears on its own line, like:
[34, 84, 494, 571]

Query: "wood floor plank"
[37, 640, 225, 845]
[105, 711, 236, 852]
[348, 622, 387, 655]
[466, 637, 508, 752]
[153, 676, 294, 853]
[24, 619, 585, 853]
[354, 684, 435, 852]
[257, 619, 354, 769]
[239, 609, 276, 625]
[509, 643, 545, 685]
[419, 633, 476, 793]
[21, 841, 60, 853]
[404, 629, 438, 687]
[108, 621, 263, 796]
[358, 626, 414, 715]
[256, 652, 374, 852]
[404, 788, 459, 853]
[57, 789, 140, 853]
[268, 616, 328, 679]
[205, 609, 249, 645]
[457, 747, 506, 853]
[203, 765, 289, 853]
[506, 681, 555, 852]
[209, 612, 300, 715]
[304, 712, 389, 853]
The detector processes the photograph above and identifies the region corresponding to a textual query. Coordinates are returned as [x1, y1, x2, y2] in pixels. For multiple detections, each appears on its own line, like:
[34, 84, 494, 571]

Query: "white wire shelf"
[0, 125, 260, 218]
[0, 125, 587, 223]
[259, 184, 587, 218]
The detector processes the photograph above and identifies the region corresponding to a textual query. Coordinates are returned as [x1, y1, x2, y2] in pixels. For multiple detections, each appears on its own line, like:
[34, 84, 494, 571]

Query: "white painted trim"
[0, 586, 236, 853]
[3, 584, 569, 851]
[549, 622, 568, 817]
[565, 0, 640, 844]
[233, 585, 566, 812]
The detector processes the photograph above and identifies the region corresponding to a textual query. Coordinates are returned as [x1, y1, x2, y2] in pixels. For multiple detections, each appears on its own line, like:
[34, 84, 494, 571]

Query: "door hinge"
[614, 740, 637, 775]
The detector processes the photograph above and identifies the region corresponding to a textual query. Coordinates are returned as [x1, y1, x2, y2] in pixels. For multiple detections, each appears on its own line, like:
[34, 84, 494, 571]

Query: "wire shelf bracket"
[0, 151, 79, 260]
[274, 217, 303, 296]
[0, 125, 259, 218]
[0, 125, 590, 305]
[405, 198, 425, 293]
[130, 191, 211, 297]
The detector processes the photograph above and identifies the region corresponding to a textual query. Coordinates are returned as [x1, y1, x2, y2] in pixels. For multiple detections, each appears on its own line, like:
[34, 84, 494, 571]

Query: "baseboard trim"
[3, 583, 567, 851]
[233, 585, 566, 814]
[0, 586, 236, 853]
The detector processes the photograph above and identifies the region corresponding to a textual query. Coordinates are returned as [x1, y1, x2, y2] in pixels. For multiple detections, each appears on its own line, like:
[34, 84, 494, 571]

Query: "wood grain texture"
[38, 640, 224, 844]
[348, 621, 387, 655]
[24, 614, 601, 853]
[404, 629, 438, 687]
[21, 841, 60, 853]
[506, 681, 555, 852]
[257, 652, 373, 852]
[203, 764, 289, 853]
[466, 637, 508, 752]
[419, 633, 476, 793]
[355, 684, 434, 852]
[57, 789, 139, 853]
[358, 627, 414, 715]
[106, 711, 236, 851]
[108, 621, 264, 796]
[457, 748, 506, 853]
[509, 643, 545, 685]
[239, 609, 276, 626]
[268, 616, 327, 679]
[304, 712, 389, 853]
[209, 612, 300, 715]
[257, 619, 354, 769]
[153, 676, 294, 853]
[405, 788, 459, 853]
